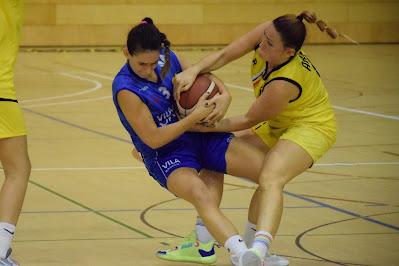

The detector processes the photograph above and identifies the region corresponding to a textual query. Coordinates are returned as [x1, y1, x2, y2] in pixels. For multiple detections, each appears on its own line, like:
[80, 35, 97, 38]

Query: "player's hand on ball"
[173, 67, 199, 101]
[192, 91, 215, 121]
[204, 92, 230, 124]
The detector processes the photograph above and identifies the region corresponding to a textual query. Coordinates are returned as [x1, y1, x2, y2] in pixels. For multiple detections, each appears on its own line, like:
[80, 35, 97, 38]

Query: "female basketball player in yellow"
[0, 1, 31, 265]
[174, 10, 355, 265]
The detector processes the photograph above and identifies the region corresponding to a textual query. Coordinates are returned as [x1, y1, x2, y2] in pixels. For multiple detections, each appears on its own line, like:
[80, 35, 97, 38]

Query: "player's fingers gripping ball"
[175, 75, 219, 118]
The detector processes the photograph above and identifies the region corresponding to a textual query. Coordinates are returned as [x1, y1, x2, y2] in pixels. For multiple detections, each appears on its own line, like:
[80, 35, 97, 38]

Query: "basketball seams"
[176, 75, 219, 118]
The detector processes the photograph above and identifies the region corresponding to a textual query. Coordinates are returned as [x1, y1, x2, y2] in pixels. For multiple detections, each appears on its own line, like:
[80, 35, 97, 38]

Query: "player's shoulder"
[113, 64, 139, 91]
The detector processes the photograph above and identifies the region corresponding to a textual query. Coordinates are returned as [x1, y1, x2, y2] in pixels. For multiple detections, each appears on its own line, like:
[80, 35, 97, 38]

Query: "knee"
[18, 157, 31, 181]
[24, 159, 31, 180]
[258, 175, 286, 193]
[190, 187, 216, 209]
[3, 157, 31, 182]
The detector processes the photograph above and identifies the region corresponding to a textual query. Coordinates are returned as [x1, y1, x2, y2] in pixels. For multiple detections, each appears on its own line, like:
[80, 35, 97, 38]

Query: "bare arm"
[198, 80, 298, 132]
[117, 90, 213, 149]
[195, 22, 268, 74]
[175, 52, 191, 71]
[174, 21, 269, 93]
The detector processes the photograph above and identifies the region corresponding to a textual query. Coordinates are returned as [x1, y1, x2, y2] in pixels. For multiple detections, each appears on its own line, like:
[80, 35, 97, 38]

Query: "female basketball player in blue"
[0, 1, 30, 265]
[112, 18, 273, 266]
[174, 10, 356, 266]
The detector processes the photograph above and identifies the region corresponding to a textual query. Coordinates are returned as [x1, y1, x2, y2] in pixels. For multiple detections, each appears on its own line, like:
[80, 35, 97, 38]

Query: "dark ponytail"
[126, 17, 171, 78]
[159, 32, 171, 79]
[273, 11, 357, 52]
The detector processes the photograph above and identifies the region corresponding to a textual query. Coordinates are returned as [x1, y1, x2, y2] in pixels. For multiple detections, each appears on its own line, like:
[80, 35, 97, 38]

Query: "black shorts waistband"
[0, 97, 18, 103]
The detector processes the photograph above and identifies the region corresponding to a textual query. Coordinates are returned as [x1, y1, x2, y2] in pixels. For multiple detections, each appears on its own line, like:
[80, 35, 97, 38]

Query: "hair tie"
[140, 20, 148, 24]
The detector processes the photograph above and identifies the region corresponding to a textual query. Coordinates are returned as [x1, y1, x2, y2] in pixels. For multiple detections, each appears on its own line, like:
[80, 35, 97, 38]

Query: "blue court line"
[284, 191, 399, 231]
[25, 108, 399, 232]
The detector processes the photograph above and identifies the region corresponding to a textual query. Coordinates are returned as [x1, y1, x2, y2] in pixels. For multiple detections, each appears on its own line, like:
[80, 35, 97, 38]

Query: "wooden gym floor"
[1, 44, 398, 265]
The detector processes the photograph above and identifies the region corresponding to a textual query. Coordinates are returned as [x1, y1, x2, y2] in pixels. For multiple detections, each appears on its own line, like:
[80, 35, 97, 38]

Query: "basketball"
[175, 75, 219, 118]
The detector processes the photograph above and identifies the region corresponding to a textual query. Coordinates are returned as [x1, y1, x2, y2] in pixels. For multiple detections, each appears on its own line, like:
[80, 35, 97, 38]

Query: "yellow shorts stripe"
[0, 101, 27, 138]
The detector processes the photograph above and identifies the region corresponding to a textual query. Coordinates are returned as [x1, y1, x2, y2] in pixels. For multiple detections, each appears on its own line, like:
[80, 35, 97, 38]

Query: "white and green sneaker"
[156, 232, 217, 264]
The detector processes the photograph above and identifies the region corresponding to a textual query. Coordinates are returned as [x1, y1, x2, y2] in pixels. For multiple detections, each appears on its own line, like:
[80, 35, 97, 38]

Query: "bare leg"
[257, 140, 312, 236]
[0, 136, 31, 224]
[131, 148, 224, 205]
[234, 130, 270, 224]
[198, 170, 223, 205]
[167, 168, 236, 245]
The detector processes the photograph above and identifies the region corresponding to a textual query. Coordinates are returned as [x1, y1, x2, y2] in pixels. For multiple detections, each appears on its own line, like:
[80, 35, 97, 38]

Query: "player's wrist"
[190, 65, 201, 76]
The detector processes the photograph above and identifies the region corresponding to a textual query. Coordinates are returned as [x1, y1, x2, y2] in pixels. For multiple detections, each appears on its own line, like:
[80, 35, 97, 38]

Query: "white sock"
[224, 235, 247, 256]
[243, 221, 256, 247]
[195, 217, 213, 243]
[252, 230, 273, 258]
[0, 222, 15, 259]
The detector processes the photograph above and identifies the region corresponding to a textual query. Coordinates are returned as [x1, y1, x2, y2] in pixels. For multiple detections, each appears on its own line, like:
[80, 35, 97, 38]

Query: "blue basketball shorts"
[143, 132, 234, 188]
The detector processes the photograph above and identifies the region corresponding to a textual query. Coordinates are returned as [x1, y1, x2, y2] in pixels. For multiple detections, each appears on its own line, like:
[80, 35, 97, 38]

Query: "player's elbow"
[140, 135, 164, 149]
[145, 139, 164, 149]
[243, 113, 261, 128]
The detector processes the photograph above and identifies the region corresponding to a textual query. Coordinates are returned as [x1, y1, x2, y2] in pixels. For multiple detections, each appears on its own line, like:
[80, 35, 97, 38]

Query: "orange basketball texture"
[179, 75, 219, 109]
[175, 75, 219, 118]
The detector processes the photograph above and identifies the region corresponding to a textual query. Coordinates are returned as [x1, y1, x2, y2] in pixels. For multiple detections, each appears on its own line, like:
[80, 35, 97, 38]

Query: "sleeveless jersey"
[251, 48, 335, 129]
[0, 0, 23, 100]
[112, 49, 185, 158]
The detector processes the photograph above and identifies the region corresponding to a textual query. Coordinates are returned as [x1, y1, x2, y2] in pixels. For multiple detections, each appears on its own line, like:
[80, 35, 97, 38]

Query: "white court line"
[85, 71, 113, 80]
[225, 83, 399, 121]
[332, 105, 399, 121]
[22, 95, 110, 108]
[26, 162, 399, 171]
[29, 69, 396, 121]
[314, 162, 399, 167]
[87, 71, 399, 121]
[20, 72, 102, 103]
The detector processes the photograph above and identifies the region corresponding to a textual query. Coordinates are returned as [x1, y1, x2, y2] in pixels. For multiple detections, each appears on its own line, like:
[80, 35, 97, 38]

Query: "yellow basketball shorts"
[0, 101, 27, 138]
[252, 121, 336, 162]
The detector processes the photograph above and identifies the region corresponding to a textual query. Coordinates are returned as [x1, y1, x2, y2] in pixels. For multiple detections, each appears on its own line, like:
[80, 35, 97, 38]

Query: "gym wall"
[22, 0, 399, 46]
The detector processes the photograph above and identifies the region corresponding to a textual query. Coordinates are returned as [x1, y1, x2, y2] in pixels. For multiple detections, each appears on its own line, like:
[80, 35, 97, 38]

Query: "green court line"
[28, 179, 153, 239]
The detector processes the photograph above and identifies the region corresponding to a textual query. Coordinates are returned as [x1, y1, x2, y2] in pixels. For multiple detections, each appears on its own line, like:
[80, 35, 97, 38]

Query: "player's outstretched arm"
[174, 21, 269, 94]
[199, 80, 296, 133]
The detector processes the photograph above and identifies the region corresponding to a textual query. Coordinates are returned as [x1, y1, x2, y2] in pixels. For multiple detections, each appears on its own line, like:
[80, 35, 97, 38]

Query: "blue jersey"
[112, 49, 233, 188]
[112, 49, 186, 158]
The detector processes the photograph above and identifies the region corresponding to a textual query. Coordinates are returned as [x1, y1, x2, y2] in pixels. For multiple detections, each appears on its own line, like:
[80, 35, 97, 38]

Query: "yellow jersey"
[0, 0, 23, 100]
[251, 48, 336, 130]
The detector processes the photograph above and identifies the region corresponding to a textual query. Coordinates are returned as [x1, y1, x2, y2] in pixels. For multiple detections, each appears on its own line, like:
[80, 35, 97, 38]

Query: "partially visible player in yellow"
[0, 1, 31, 265]
[175, 10, 356, 265]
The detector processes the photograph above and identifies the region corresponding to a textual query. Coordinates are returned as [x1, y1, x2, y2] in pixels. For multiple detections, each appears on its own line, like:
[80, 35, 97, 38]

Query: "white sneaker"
[239, 248, 264, 266]
[0, 249, 19, 266]
[265, 254, 289, 266]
